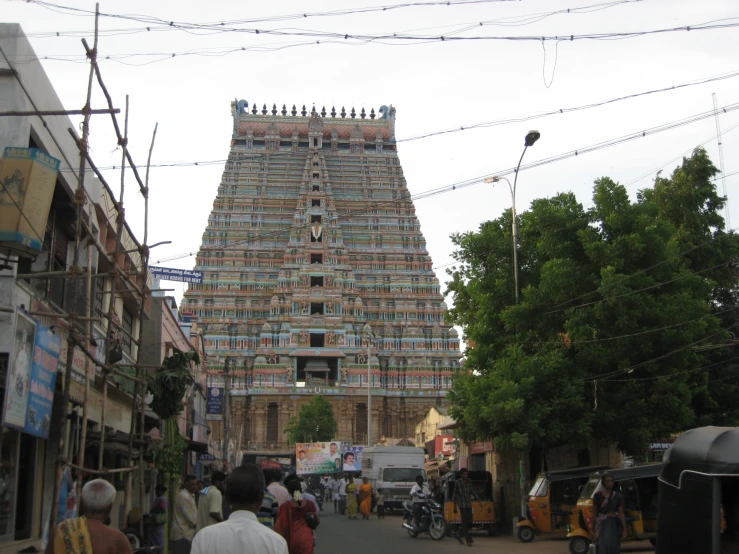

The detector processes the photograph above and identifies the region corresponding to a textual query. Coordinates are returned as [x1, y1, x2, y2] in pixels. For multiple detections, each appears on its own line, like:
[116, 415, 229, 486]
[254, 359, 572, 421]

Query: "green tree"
[447, 148, 739, 458]
[284, 395, 336, 444]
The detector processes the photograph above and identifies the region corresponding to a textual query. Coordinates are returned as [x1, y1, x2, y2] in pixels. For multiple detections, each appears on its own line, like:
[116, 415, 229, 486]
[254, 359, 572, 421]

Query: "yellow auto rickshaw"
[442, 470, 496, 536]
[567, 464, 661, 554]
[516, 465, 609, 543]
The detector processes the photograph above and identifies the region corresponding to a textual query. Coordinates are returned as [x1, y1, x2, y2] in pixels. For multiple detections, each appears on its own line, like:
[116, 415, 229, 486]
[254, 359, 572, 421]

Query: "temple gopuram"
[182, 101, 461, 451]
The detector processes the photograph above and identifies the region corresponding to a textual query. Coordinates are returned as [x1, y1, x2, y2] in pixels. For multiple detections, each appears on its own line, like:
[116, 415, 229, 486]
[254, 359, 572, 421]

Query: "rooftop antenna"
[713, 92, 730, 229]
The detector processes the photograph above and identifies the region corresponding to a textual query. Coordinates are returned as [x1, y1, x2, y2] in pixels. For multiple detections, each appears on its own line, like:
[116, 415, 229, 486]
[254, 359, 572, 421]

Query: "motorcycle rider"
[409, 475, 431, 530]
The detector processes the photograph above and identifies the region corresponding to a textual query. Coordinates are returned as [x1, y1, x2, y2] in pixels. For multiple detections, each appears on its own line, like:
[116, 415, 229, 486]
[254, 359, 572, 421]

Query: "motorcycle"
[312, 489, 324, 511]
[402, 498, 446, 540]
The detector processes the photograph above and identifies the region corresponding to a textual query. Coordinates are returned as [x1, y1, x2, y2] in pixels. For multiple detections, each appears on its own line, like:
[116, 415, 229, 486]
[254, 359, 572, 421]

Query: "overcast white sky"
[3, 0, 738, 305]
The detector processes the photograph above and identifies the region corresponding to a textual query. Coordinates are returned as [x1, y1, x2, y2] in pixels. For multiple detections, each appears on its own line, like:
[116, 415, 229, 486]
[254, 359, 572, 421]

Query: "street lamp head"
[524, 130, 540, 147]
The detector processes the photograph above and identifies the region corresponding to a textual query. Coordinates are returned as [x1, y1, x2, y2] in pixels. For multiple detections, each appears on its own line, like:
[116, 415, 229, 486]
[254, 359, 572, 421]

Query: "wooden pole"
[50, 1, 99, 533]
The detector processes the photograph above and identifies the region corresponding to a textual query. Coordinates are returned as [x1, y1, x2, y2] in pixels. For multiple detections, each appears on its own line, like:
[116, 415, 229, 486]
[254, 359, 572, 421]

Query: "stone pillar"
[254, 404, 268, 446]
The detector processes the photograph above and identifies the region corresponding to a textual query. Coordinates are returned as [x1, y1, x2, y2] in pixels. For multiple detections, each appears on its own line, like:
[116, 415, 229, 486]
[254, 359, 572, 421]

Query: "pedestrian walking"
[196, 471, 226, 532]
[147, 484, 167, 550]
[266, 469, 292, 507]
[258, 487, 279, 529]
[46, 479, 132, 554]
[172, 475, 198, 554]
[453, 468, 477, 546]
[345, 476, 358, 519]
[276, 480, 320, 554]
[191, 465, 288, 554]
[359, 477, 373, 520]
[592, 472, 626, 554]
[338, 475, 347, 515]
[375, 492, 385, 519]
[327, 476, 339, 513]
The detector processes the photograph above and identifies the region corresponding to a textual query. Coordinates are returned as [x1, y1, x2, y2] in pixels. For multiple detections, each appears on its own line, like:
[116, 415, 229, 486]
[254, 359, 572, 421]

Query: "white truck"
[361, 446, 426, 511]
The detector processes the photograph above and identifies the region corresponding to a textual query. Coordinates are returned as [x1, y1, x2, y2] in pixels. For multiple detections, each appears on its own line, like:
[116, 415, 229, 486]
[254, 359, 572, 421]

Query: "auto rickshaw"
[442, 470, 496, 536]
[516, 465, 609, 543]
[657, 426, 738, 554]
[567, 464, 661, 554]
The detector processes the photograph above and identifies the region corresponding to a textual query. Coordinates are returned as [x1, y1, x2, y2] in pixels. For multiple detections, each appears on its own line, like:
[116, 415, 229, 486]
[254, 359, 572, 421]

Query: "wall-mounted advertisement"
[1, 310, 60, 438]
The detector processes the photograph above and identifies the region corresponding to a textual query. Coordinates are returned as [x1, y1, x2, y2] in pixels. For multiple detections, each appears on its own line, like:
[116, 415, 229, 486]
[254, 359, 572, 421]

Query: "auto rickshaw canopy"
[660, 426, 739, 488]
[538, 465, 610, 483]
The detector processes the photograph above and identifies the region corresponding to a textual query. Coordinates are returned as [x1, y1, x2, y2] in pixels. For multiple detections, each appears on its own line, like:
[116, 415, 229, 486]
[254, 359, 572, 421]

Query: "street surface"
[315, 510, 656, 554]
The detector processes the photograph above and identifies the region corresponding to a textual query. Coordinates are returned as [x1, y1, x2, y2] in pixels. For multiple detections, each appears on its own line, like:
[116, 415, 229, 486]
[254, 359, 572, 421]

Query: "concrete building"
[0, 24, 153, 551]
[414, 405, 454, 447]
[182, 101, 462, 451]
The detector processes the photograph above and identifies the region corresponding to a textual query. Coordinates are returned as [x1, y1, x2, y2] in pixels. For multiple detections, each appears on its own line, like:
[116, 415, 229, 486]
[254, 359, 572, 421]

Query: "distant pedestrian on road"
[258, 486, 279, 529]
[338, 476, 347, 515]
[592, 472, 626, 554]
[327, 476, 339, 513]
[191, 465, 288, 554]
[147, 484, 168, 550]
[345, 476, 358, 519]
[196, 471, 226, 532]
[453, 468, 477, 547]
[267, 469, 292, 507]
[172, 475, 198, 554]
[375, 491, 385, 519]
[359, 477, 373, 520]
[46, 478, 132, 554]
[276, 480, 319, 554]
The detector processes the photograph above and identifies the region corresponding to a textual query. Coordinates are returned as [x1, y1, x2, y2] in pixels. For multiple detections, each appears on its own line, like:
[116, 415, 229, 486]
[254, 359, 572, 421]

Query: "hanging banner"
[206, 387, 224, 421]
[2, 310, 36, 430]
[150, 266, 203, 284]
[0, 147, 60, 258]
[342, 446, 364, 472]
[296, 442, 339, 475]
[24, 320, 60, 438]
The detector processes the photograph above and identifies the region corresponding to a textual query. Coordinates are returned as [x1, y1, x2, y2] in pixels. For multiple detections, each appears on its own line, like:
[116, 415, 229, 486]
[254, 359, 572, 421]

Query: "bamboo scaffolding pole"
[50, 1, 100, 531]
[76, 204, 94, 483]
[99, 94, 130, 474]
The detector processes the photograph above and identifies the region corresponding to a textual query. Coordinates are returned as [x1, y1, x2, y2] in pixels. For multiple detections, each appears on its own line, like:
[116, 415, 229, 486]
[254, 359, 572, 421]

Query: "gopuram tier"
[182, 101, 461, 449]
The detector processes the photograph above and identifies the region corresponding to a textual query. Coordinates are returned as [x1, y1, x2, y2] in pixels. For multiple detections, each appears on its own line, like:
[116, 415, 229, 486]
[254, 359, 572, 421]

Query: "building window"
[311, 254, 323, 264]
[310, 333, 325, 347]
[310, 303, 324, 315]
[312, 185, 320, 192]
[312, 199, 321, 207]
[310, 276, 324, 287]
[266, 403, 279, 443]
[121, 308, 133, 355]
[311, 215, 322, 223]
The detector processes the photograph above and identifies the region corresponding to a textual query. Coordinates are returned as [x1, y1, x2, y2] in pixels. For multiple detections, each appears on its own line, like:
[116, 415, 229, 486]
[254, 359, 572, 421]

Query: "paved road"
[315, 510, 655, 554]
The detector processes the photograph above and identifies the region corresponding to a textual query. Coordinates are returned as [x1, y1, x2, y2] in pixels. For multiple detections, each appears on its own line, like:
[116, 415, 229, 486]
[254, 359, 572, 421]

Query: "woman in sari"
[276, 480, 319, 554]
[359, 477, 373, 520]
[345, 476, 358, 519]
[592, 472, 627, 554]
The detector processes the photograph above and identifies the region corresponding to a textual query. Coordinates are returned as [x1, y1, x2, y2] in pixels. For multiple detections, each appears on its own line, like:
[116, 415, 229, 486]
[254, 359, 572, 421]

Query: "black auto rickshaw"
[516, 465, 609, 543]
[657, 426, 738, 554]
[442, 470, 496, 536]
[567, 464, 661, 554]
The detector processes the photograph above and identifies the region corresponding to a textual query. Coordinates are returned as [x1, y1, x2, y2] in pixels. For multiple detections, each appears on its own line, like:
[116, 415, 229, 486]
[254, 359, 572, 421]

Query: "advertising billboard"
[2, 310, 36, 430]
[342, 446, 364, 472]
[296, 442, 343, 475]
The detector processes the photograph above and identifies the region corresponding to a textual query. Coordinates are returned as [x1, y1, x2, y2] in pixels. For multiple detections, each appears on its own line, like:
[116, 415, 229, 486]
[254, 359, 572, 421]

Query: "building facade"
[182, 101, 461, 449]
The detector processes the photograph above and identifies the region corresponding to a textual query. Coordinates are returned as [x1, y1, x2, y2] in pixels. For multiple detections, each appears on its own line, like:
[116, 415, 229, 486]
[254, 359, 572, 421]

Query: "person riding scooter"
[409, 475, 431, 530]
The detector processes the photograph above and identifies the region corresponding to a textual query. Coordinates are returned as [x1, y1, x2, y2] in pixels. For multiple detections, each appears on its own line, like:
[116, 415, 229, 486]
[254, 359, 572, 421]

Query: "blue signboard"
[150, 266, 203, 284]
[206, 387, 224, 421]
[25, 321, 60, 438]
[197, 452, 215, 462]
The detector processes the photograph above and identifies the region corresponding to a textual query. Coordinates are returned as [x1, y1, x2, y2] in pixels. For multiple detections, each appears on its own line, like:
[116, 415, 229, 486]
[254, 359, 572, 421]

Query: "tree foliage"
[147, 348, 200, 420]
[284, 395, 336, 444]
[447, 149, 739, 455]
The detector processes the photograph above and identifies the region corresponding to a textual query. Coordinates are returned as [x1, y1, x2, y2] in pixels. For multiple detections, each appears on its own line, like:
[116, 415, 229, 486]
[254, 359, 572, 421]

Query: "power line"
[604, 355, 739, 383]
[151, 100, 739, 264]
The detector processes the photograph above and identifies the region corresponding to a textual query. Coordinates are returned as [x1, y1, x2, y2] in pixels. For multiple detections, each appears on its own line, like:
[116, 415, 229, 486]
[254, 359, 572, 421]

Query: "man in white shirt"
[191, 465, 288, 554]
[327, 476, 340, 513]
[338, 476, 347, 515]
[171, 475, 198, 554]
[196, 471, 226, 532]
[409, 475, 431, 530]
[265, 469, 291, 507]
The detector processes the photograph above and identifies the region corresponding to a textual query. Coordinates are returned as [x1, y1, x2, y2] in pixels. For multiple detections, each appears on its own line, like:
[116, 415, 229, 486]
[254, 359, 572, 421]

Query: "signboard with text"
[150, 266, 203, 284]
[206, 387, 224, 421]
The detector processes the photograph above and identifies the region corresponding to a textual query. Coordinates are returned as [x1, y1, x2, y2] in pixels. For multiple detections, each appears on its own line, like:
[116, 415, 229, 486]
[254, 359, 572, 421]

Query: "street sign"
[150, 266, 203, 284]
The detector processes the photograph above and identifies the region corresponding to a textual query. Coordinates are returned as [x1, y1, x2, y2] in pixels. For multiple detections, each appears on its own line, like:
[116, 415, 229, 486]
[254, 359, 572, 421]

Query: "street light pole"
[362, 323, 373, 446]
[485, 130, 540, 519]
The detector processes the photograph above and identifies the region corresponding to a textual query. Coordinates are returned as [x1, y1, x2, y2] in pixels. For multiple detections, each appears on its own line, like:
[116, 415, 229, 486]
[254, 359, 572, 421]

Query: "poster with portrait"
[295, 442, 341, 475]
[341, 445, 364, 473]
[2, 310, 36, 430]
